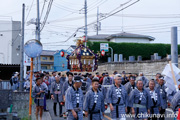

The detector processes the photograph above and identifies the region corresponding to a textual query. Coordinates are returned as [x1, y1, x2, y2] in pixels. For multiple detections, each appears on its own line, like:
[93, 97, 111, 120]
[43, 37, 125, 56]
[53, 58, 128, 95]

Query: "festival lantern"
[60, 51, 64, 57]
[82, 36, 86, 42]
[101, 50, 105, 56]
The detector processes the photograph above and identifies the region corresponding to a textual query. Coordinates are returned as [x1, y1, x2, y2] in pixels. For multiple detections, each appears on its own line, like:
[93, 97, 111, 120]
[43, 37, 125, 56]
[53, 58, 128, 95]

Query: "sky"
[0, 0, 180, 50]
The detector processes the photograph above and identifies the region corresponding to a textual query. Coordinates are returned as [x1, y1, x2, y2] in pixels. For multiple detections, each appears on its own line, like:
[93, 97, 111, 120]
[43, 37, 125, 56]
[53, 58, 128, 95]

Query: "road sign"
[100, 43, 109, 52]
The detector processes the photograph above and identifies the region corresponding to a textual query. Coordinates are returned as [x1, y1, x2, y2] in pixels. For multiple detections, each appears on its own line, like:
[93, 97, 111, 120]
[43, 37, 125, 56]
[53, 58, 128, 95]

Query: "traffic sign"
[100, 43, 109, 52]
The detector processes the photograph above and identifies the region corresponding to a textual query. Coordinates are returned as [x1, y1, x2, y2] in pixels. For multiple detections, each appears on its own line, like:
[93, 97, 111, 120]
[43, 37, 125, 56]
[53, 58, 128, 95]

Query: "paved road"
[46, 99, 175, 120]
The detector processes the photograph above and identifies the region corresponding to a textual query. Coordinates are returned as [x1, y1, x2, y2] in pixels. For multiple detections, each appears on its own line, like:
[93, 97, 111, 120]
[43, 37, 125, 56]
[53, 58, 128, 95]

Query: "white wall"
[0, 21, 12, 64]
[110, 38, 150, 43]
[89, 39, 108, 42]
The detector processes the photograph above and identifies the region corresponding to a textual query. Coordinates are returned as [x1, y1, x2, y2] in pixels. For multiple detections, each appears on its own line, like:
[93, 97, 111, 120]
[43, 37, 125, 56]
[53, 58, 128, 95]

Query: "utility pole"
[96, 7, 99, 35]
[36, 0, 41, 71]
[171, 27, 178, 67]
[20, 3, 25, 91]
[84, 0, 88, 47]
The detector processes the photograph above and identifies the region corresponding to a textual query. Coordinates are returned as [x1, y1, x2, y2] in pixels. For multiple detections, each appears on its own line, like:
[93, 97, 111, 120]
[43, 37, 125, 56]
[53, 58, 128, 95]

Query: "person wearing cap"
[83, 77, 105, 120]
[156, 76, 167, 120]
[129, 80, 151, 120]
[32, 77, 48, 120]
[106, 74, 128, 120]
[65, 76, 83, 120]
[146, 80, 161, 120]
[51, 75, 63, 117]
[124, 75, 136, 114]
[62, 72, 74, 101]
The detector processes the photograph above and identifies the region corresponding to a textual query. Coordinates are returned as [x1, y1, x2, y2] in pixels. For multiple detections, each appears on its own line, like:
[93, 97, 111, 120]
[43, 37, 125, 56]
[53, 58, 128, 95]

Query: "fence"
[0, 81, 12, 90]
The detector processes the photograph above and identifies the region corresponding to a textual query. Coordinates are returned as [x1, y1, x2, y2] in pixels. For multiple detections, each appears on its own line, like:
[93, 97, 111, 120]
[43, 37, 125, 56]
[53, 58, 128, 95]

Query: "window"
[50, 66, 53, 69]
[41, 66, 47, 70]
[50, 56, 53, 60]
[42, 57, 47, 60]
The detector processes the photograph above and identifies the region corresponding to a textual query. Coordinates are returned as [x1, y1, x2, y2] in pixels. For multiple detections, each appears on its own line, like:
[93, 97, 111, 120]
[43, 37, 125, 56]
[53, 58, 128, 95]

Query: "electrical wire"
[40, 0, 47, 20]
[54, 1, 80, 12]
[88, 0, 108, 12]
[103, 20, 180, 28]
[58, 0, 83, 7]
[40, 0, 53, 32]
[43, 0, 140, 44]
[25, 0, 35, 22]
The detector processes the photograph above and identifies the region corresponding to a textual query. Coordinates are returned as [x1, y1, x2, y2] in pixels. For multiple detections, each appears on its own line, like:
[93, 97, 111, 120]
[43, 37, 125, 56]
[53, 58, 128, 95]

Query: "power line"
[88, 0, 108, 12]
[113, 14, 180, 18]
[47, 14, 96, 23]
[40, 0, 47, 20]
[103, 21, 180, 28]
[25, 0, 35, 22]
[40, 0, 53, 32]
[44, 0, 140, 44]
[54, 1, 80, 11]
[53, 2, 79, 13]
[42, 29, 79, 44]
[58, 0, 83, 7]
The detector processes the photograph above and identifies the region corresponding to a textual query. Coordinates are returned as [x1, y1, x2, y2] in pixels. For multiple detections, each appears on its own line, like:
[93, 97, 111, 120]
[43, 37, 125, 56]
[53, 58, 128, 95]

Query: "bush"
[87, 41, 173, 61]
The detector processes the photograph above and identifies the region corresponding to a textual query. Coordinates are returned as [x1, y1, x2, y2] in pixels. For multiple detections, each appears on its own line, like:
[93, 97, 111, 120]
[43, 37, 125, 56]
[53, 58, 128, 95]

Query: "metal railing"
[0, 81, 12, 90]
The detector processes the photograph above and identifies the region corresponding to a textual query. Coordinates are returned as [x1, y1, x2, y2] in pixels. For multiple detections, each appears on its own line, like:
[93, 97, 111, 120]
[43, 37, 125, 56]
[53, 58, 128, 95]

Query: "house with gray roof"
[40, 50, 56, 71]
[87, 32, 155, 43]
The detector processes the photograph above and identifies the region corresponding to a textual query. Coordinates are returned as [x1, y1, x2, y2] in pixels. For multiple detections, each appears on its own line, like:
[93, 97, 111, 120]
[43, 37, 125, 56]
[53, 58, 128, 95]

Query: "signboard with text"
[100, 43, 109, 52]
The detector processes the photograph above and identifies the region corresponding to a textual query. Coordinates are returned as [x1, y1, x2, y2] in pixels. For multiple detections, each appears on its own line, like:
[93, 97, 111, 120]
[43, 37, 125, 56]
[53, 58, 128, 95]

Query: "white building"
[88, 32, 155, 43]
[0, 20, 21, 64]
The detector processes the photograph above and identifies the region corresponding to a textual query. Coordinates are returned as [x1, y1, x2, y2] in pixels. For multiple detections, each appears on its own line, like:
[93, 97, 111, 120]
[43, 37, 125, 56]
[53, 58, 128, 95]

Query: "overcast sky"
[0, 0, 180, 50]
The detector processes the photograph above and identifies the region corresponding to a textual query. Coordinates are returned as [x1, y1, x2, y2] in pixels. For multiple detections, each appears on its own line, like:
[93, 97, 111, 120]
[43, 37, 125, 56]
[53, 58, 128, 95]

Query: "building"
[40, 50, 56, 72]
[0, 20, 21, 64]
[87, 32, 155, 43]
[54, 50, 69, 72]
[66, 45, 76, 53]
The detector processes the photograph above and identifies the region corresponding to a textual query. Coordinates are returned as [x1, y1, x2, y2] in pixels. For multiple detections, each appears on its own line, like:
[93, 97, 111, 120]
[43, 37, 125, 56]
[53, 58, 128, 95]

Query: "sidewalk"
[32, 103, 52, 120]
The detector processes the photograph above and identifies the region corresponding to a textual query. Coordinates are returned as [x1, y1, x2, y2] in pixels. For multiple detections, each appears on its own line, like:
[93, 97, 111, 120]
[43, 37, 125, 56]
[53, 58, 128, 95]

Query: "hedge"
[87, 41, 174, 61]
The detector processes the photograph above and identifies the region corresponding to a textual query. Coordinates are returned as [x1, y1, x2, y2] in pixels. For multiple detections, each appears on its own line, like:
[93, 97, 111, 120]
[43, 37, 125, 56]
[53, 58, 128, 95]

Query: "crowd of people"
[9, 70, 180, 120]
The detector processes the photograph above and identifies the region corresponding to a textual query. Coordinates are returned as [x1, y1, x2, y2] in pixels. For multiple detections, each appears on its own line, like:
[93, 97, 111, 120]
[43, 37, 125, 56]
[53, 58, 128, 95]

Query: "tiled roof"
[87, 32, 155, 41]
[107, 32, 155, 41]
[41, 50, 56, 56]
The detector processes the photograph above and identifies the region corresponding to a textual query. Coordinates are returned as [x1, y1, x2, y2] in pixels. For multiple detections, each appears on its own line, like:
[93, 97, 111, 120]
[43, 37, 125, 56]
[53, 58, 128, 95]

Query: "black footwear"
[44, 109, 49, 112]
[59, 114, 63, 117]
